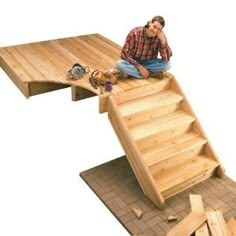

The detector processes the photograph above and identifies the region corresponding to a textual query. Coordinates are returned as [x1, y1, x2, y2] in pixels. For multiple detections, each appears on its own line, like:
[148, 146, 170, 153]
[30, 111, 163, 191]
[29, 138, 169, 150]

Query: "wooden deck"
[0, 33, 168, 112]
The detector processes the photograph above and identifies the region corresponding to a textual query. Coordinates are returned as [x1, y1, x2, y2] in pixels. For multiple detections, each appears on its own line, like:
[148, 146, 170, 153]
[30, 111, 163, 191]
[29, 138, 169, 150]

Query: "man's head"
[145, 16, 165, 38]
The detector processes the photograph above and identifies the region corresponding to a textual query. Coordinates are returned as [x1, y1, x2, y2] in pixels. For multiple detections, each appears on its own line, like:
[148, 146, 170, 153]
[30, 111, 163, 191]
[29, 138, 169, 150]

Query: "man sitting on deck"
[109, 16, 172, 80]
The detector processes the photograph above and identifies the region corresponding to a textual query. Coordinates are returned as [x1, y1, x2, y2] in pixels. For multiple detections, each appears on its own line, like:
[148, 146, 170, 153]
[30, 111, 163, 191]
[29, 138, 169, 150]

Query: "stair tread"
[141, 131, 199, 153]
[153, 155, 219, 192]
[143, 134, 207, 166]
[118, 90, 183, 117]
[130, 110, 195, 141]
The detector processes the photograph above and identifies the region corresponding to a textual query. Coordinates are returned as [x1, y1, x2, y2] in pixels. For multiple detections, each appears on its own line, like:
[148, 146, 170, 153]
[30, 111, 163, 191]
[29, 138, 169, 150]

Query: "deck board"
[0, 33, 171, 100]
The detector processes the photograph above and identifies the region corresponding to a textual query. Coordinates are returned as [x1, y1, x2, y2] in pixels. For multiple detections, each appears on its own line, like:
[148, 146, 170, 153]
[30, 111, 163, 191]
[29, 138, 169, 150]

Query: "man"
[115, 16, 172, 79]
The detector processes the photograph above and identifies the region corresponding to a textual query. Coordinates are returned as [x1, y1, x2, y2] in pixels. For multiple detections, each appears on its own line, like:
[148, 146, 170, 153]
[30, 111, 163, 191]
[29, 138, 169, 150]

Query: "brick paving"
[80, 156, 236, 235]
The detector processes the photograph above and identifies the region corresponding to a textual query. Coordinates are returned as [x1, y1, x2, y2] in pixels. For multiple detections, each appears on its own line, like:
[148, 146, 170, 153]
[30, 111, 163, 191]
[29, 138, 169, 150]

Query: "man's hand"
[137, 65, 149, 78]
[157, 30, 167, 47]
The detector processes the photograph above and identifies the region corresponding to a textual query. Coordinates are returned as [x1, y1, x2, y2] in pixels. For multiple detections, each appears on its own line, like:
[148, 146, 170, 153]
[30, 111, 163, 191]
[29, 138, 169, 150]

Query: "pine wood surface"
[190, 194, 210, 235]
[206, 210, 231, 236]
[1, 34, 225, 208]
[108, 95, 165, 208]
[167, 211, 207, 236]
[227, 217, 236, 235]
[108, 76, 222, 206]
[0, 33, 167, 98]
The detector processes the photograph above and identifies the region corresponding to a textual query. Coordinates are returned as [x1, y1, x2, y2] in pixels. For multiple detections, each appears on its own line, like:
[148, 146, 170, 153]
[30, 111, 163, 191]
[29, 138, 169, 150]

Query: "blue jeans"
[116, 59, 171, 79]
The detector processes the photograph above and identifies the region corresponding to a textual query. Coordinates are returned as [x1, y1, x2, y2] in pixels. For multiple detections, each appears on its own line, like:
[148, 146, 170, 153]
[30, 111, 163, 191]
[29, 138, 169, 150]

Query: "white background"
[0, 0, 236, 235]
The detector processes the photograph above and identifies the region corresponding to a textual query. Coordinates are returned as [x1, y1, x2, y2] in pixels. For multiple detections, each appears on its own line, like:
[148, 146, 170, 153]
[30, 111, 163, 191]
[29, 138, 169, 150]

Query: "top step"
[111, 78, 171, 105]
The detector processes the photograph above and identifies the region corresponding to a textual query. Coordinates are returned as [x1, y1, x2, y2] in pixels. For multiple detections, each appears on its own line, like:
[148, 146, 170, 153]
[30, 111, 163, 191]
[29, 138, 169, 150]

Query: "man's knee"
[115, 60, 124, 71]
[164, 61, 171, 71]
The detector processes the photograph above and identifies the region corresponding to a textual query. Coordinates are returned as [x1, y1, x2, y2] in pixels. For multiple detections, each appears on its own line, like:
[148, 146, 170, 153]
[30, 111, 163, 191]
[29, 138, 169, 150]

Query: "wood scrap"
[206, 211, 231, 236]
[132, 208, 143, 219]
[189, 194, 209, 235]
[227, 217, 236, 235]
[167, 215, 178, 222]
[167, 212, 206, 236]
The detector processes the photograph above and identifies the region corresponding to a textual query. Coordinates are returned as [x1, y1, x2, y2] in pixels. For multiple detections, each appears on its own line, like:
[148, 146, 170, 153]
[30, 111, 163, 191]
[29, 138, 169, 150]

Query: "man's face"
[146, 21, 163, 37]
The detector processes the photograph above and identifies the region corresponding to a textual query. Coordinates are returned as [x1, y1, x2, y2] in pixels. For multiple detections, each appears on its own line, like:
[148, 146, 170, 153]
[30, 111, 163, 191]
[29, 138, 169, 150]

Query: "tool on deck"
[89, 69, 118, 94]
[67, 63, 90, 80]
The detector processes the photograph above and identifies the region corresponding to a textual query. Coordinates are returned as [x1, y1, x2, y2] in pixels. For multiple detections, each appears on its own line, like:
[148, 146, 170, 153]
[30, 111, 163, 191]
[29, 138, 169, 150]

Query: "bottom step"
[152, 155, 219, 199]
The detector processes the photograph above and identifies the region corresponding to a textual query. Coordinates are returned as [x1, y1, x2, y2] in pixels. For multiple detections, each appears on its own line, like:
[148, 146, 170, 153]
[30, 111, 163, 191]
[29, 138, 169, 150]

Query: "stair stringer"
[108, 96, 165, 208]
[170, 77, 225, 177]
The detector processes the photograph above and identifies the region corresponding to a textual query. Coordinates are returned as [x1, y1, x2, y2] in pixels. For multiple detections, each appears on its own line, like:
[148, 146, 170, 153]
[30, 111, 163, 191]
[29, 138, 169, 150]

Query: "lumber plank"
[145, 136, 206, 168]
[0, 47, 34, 82]
[80, 34, 120, 60]
[71, 85, 96, 101]
[112, 78, 171, 105]
[99, 78, 161, 113]
[206, 211, 231, 236]
[59, 37, 106, 71]
[136, 121, 193, 151]
[190, 194, 209, 236]
[130, 110, 195, 141]
[167, 212, 206, 236]
[119, 90, 183, 127]
[190, 194, 205, 213]
[74, 37, 115, 67]
[14, 43, 67, 83]
[162, 167, 215, 199]
[227, 217, 236, 236]
[118, 90, 182, 116]
[0, 49, 30, 97]
[29, 82, 69, 97]
[141, 131, 198, 155]
[125, 102, 181, 127]
[3, 46, 46, 82]
[155, 155, 218, 198]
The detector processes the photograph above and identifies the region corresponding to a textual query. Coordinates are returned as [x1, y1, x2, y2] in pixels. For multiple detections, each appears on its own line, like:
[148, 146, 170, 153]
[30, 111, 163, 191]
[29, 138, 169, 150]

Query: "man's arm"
[121, 31, 150, 78]
[157, 31, 172, 61]
[121, 32, 139, 66]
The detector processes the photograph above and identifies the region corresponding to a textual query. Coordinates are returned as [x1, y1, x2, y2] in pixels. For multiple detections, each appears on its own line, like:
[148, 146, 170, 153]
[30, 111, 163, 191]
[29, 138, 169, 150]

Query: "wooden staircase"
[108, 74, 224, 208]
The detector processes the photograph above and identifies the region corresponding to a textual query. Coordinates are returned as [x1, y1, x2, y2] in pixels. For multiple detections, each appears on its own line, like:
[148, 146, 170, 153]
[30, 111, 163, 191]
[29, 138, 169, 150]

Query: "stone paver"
[80, 156, 236, 235]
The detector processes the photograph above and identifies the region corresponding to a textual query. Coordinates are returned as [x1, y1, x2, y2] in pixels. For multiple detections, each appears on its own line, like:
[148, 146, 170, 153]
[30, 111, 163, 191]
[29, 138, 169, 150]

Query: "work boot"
[150, 71, 165, 80]
[104, 69, 129, 79]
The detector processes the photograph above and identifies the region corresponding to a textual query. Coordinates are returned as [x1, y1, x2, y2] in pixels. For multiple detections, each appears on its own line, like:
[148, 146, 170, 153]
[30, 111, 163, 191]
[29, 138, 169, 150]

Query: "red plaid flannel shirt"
[121, 26, 172, 66]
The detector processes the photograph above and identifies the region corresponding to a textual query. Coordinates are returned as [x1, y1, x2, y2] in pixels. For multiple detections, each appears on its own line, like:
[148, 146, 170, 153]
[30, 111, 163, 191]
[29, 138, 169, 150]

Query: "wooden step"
[112, 78, 171, 105]
[131, 110, 195, 149]
[140, 131, 199, 154]
[153, 155, 219, 199]
[118, 90, 183, 126]
[143, 135, 207, 172]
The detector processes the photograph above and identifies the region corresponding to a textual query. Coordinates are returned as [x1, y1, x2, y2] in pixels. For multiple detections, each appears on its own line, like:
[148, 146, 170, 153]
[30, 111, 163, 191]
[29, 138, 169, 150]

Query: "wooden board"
[206, 211, 231, 236]
[167, 212, 206, 236]
[190, 194, 209, 235]
[227, 217, 236, 235]
[0, 33, 168, 102]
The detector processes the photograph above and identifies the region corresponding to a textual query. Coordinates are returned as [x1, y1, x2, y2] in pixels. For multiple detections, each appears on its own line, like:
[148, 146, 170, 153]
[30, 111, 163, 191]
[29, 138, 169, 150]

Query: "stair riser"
[136, 123, 193, 151]
[162, 168, 216, 199]
[149, 144, 206, 174]
[124, 102, 182, 127]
